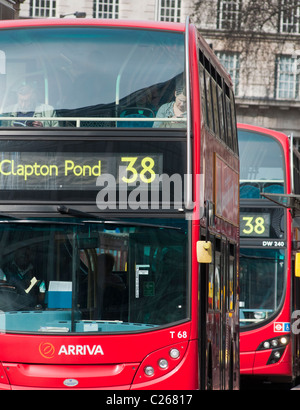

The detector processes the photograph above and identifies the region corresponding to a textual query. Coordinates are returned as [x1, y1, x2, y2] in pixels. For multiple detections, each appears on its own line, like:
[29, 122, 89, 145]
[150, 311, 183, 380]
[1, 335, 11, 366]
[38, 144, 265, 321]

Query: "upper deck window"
[216, 51, 240, 95]
[30, 0, 56, 18]
[0, 27, 186, 129]
[217, 0, 242, 30]
[93, 0, 119, 19]
[158, 0, 182, 23]
[276, 55, 300, 100]
[238, 129, 285, 198]
[279, 0, 300, 34]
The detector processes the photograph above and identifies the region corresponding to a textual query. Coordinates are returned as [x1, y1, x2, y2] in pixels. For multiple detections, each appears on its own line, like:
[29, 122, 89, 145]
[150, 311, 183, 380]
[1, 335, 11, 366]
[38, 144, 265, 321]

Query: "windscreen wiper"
[0, 212, 19, 220]
[57, 205, 182, 230]
[0, 209, 82, 225]
[57, 205, 97, 219]
[0, 219, 83, 225]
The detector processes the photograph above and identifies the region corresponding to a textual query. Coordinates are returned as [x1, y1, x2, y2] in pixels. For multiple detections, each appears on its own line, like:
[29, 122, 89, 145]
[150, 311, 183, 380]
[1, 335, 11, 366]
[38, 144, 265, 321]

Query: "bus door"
[205, 235, 222, 389]
[214, 238, 222, 389]
[220, 240, 226, 390]
[214, 237, 231, 389]
[199, 232, 209, 390]
[221, 239, 232, 390]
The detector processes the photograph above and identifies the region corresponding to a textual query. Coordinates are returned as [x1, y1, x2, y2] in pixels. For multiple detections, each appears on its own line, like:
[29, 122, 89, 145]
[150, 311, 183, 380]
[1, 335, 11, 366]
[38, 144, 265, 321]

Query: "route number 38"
[121, 156, 156, 184]
[242, 216, 265, 235]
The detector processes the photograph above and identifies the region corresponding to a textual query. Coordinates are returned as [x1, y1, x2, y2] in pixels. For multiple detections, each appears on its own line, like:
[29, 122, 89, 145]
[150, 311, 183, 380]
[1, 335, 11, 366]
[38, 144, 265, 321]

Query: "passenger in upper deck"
[133, 86, 161, 116]
[1, 84, 59, 128]
[152, 77, 187, 128]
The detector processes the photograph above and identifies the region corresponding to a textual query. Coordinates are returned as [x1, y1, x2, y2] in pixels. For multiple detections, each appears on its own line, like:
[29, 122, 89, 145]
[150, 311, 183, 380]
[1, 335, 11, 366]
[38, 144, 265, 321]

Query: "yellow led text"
[0, 159, 102, 181]
[64, 160, 101, 177]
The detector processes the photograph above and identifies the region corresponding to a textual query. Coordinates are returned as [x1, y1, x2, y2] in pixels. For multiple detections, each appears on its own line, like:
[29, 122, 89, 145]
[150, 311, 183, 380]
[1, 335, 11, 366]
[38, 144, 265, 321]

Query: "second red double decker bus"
[238, 123, 300, 386]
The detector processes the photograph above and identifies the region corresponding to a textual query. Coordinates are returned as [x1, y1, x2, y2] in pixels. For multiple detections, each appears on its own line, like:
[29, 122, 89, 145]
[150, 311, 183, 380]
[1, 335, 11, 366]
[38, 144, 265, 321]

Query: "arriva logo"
[39, 343, 104, 358]
[58, 345, 104, 356]
[39, 342, 56, 359]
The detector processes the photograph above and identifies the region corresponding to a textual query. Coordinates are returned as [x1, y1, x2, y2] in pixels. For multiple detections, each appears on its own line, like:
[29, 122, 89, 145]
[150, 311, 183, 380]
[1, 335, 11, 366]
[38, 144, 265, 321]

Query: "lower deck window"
[0, 218, 189, 333]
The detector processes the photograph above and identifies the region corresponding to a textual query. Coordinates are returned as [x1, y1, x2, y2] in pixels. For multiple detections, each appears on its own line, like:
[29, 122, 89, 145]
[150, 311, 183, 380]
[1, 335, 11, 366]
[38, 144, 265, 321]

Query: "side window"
[211, 79, 220, 137]
[199, 64, 207, 127]
[199, 48, 237, 153]
[218, 85, 225, 141]
[225, 93, 233, 149]
[205, 74, 214, 131]
[230, 89, 238, 154]
[294, 151, 300, 194]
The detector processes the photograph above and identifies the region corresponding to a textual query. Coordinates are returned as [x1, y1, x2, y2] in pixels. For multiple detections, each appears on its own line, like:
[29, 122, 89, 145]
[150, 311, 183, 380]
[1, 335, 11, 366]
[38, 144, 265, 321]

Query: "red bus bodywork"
[0, 18, 239, 390]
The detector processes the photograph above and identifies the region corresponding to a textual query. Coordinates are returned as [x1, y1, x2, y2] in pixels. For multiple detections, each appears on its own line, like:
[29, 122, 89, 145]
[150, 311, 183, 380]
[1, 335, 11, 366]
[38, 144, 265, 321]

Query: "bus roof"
[0, 18, 186, 32]
[237, 123, 290, 146]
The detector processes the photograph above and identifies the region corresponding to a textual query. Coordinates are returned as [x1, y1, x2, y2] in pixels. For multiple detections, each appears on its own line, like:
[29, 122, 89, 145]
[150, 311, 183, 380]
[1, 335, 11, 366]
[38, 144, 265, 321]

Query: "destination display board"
[0, 152, 163, 190]
[0, 139, 186, 208]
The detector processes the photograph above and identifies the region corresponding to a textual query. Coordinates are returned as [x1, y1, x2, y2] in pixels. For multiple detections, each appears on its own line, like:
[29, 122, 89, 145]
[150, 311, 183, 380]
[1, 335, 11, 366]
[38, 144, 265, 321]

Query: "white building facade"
[192, 0, 300, 139]
[19, 0, 193, 22]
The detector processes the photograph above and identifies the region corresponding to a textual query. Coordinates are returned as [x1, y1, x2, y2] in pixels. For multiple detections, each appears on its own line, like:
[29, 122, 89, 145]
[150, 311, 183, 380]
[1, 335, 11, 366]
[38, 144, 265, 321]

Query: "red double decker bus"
[0, 18, 239, 390]
[238, 123, 300, 386]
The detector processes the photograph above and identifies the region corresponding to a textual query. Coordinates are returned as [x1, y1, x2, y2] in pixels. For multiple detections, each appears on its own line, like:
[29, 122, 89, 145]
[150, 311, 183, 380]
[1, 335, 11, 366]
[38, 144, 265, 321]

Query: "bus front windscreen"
[239, 248, 285, 327]
[0, 218, 189, 334]
[0, 27, 186, 129]
[238, 130, 285, 198]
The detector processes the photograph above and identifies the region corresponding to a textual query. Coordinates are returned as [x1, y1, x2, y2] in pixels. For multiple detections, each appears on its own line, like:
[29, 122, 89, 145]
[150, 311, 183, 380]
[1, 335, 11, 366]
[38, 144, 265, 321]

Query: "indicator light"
[274, 351, 281, 359]
[158, 358, 169, 369]
[169, 348, 180, 359]
[267, 347, 286, 365]
[263, 341, 271, 349]
[280, 337, 288, 345]
[144, 366, 155, 377]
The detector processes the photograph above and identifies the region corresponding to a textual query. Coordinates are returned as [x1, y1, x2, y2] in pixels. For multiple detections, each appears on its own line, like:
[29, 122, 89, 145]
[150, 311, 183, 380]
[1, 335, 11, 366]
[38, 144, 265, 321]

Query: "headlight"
[271, 339, 278, 347]
[144, 366, 155, 377]
[267, 347, 286, 365]
[169, 348, 180, 359]
[158, 359, 169, 369]
[257, 335, 290, 351]
[280, 336, 288, 345]
[257, 335, 290, 366]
